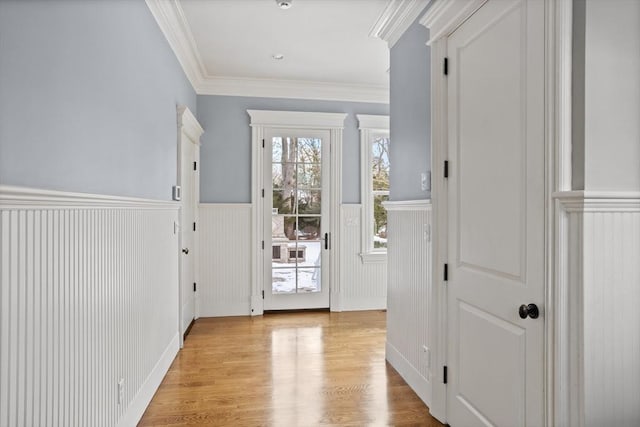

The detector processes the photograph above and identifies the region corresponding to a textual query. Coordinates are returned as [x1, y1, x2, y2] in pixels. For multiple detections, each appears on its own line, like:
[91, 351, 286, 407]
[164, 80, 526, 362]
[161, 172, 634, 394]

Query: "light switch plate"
[172, 185, 182, 201]
[420, 172, 431, 191]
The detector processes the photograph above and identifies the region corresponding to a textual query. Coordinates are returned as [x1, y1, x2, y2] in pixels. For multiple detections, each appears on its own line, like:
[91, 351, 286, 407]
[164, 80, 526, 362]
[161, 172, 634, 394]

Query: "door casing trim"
[177, 105, 203, 348]
[248, 110, 348, 315]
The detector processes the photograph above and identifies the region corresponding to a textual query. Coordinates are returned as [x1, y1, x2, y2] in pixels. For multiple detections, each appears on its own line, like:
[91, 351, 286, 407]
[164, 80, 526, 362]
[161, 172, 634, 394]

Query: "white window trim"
[357, 114, 390, 264]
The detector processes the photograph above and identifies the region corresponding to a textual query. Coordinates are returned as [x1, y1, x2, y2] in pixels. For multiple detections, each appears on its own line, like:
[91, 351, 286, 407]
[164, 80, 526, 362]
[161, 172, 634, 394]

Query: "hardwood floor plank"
[139, 311, 443, 426]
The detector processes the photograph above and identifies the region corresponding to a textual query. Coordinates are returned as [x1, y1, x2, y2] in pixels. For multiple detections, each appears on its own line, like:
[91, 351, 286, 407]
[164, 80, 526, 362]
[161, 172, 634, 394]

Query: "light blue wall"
[0, 0, 196, 200]
[389, 12, 431, 201]
[197, 95, 389, 203]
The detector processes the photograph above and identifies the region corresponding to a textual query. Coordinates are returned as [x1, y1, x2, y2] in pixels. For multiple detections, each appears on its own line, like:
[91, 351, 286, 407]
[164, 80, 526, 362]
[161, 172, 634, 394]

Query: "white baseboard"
[199, 301, 251, 317]
[342, 296, 387, 311]
[386, 341, 432, 408]
[117, 334, 180, 427]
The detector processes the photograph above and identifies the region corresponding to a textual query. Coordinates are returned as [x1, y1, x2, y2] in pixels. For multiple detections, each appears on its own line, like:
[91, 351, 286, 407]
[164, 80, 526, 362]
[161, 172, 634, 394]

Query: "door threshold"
[264, 308, 330, 314]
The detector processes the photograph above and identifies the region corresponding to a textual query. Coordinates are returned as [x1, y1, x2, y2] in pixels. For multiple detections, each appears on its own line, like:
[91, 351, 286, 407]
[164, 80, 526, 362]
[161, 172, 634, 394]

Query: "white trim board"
[386, 341, 432, 407]
[145, 0, 389, 104]
[370, 0, 432, 48]
[0, 185, 179, 209]
[383, 199, 431, 211]
[117, 334, 179, 427]
[247, 110, 348, 129]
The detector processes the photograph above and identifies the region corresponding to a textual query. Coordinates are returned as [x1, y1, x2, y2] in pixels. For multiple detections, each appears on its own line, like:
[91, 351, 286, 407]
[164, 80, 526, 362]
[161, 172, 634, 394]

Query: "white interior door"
[180, 130, 198, 337]
[446, 1, 545, 426]
[263, 129, 330, 310]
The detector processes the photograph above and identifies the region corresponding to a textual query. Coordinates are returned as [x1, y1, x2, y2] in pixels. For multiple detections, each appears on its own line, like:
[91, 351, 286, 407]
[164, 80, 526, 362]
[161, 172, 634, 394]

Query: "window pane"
[272, 137, 283, 163]
[297, 137, 322, 163]
[297, 163, 321, 189]
[297, 217, 321, 241]
[272, 267, 297, 294]
[272, 191, 295, 214]
[372, 137, 390, 191]
[297, 190, 321, 215]
[373, 194, 389, 249]
[298, 267, 321, 292]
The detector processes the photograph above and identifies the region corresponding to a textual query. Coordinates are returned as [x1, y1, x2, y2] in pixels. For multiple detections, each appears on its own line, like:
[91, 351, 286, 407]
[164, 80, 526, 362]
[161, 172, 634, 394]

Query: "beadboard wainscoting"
[198, 204, 252, 317]
[384, 200, 432, 407]
[341, 204, 387, 311]
[198, 204, 386, 316]
[0, 186, 180, 427]
[556, 192, 640, 426]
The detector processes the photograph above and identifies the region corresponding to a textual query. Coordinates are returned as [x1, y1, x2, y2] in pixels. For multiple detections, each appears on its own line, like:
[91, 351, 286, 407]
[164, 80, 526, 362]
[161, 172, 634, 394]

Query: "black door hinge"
[262, 290, 265, 299]
[443, 366, 448, 384]
[444, 263, 448, 282]
[193, 282, 197, 292]
[443, 57, 448, 76]
[261, 240, 265, 250]
[193, 222, 196, 232]
[444, 160, 449, 178]
[262, 139, 265, 148]
[261, 189, 265, 198]
[193, 161, 197, 171]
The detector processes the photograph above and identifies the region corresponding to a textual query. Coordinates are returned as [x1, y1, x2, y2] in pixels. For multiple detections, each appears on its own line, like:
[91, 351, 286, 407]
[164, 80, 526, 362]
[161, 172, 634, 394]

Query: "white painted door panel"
[180, 133, 197, 335]
[447, 0, 545, 426]
[263, 129, 331, 310]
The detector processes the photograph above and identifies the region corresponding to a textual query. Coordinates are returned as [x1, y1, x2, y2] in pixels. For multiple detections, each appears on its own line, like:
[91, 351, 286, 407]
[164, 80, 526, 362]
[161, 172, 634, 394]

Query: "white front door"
[180, 130, 198, 337]
[446, 1, 545, 426]
[263, 129, 330, 310]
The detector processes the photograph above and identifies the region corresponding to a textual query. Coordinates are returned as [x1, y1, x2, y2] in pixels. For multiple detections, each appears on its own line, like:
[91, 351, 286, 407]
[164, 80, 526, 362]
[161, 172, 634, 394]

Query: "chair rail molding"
[420, 0, 574, 424]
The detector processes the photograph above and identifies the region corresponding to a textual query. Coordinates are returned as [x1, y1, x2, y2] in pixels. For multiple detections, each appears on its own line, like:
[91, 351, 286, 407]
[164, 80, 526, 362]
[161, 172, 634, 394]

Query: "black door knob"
[519, 303, 539, 319]
[182, 248, 189, 254]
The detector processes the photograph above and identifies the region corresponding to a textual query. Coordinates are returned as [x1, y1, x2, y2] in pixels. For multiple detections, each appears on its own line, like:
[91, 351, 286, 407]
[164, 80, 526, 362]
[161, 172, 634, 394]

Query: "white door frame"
[420, 0, 574, 424]
[177, 105, 203, 347]
[248, 110, 347, 315]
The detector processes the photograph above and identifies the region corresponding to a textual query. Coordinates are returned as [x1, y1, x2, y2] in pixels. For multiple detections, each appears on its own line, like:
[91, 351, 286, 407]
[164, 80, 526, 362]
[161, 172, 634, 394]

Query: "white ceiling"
[180, 0, 390, 88]
[147, 0, 430, 102]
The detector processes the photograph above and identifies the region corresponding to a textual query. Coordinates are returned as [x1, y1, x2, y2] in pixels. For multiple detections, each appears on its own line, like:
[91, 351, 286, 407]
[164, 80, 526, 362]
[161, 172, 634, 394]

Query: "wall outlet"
[117, 378, 125, 405]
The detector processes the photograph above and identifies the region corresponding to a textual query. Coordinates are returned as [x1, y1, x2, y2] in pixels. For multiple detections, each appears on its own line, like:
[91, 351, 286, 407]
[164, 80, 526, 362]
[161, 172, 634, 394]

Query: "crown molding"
[145, 0, 207, 90]
[369, 0, 431, 48]
[200, 76, 389, 104]
[419, 0, 487, 45]
[146, 0, 389, 104]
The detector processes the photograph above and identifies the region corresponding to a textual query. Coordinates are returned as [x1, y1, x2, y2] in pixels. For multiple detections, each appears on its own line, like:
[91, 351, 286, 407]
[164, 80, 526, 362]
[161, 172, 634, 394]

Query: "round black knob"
[182, 248, 189, 254]
[519, 303, 539, 319]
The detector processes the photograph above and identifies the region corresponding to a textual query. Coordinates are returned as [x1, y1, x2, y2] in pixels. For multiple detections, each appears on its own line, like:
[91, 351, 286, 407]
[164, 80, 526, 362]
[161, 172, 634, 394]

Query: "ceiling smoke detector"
[276, 0, 293, 9]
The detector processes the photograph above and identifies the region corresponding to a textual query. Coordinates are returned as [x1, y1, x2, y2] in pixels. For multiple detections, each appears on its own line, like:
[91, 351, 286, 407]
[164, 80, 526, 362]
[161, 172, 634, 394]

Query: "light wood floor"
[140, 310, 444, 426]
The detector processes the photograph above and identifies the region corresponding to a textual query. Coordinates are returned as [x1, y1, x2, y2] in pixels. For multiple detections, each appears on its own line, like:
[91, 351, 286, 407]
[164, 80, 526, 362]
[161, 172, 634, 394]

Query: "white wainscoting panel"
[340, 205, 387, 311]
[198, 204, 252, 317]
[556, 192, 640, 426]
[384, 200, 432, 407]
[582, 198, 640, 427]
[0, 186, 180, 427]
